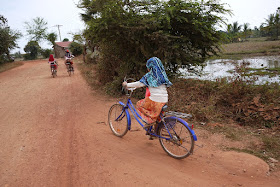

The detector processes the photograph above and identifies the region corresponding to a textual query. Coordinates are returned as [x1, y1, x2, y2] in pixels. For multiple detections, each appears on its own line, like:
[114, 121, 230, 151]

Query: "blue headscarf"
[139, 57, 172, 87]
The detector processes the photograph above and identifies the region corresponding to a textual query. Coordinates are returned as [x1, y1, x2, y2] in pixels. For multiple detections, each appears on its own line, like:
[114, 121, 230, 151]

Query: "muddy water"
[180, 56, 280, 84]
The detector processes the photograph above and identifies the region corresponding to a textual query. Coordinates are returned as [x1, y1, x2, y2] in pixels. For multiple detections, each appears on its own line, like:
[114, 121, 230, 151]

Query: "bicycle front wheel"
[108, 104, 128, 137]
[159, 117, 194, 159]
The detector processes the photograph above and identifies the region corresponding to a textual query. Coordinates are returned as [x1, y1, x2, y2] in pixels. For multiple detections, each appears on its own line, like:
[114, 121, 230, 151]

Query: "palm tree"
[242, 23, 250, 40]
[227, 21, 242, 42]
[264, 14, 276, 39]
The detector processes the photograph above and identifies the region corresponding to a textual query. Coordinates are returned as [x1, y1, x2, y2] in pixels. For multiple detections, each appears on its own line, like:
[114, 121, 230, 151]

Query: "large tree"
[24, 17, 48, 43]
[0, 15, 21, 63]
[79, 0, 230, 87]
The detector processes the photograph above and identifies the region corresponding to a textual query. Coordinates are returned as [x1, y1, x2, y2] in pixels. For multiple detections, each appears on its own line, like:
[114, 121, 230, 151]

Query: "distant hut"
[54, 41, 72, 58]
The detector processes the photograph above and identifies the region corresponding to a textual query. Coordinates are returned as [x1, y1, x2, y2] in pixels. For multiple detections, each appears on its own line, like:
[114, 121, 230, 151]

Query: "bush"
[168, 78, 280, 127]
[24, 41, 40, 60]
[69, 42, 83, 56]
[41, 49, 53, 58]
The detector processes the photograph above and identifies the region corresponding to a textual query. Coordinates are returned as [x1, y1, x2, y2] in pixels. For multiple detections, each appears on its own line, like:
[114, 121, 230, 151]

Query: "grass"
[218, 37, 280, 59]
[244, 67, 280, 77]
[0, 61, 23, 73]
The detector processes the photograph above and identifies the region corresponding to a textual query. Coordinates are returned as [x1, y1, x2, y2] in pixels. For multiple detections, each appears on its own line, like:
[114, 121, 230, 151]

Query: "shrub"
[69, 42, 83, 56]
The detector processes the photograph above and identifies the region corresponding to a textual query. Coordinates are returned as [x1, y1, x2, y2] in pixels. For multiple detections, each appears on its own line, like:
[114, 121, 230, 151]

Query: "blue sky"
[0, 0, 279, 53]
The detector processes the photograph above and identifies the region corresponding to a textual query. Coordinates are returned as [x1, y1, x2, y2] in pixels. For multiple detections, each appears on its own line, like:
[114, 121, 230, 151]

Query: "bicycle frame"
[118, 98, 197, 141]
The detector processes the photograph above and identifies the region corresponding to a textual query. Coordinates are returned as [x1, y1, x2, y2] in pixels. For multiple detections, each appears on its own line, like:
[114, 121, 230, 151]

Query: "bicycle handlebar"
[122, 77, 137, 96]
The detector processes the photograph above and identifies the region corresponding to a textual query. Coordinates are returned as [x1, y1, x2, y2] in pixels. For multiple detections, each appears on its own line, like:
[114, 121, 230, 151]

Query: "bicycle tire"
[108, 104, 128, 137]
[52, 69, 55, 78]
[159, 117, 194, 159]
[68, 65, 71, 76]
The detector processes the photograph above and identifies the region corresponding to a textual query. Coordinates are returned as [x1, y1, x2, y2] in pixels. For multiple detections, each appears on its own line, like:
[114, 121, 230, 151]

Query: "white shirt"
[127, 81, 168, 103]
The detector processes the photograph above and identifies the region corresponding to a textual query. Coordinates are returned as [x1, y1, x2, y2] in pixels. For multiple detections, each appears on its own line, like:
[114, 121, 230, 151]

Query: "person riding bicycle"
[122, 57, 172, 129]
[65, 49, 74, 70]
[48, 54, 58, 71]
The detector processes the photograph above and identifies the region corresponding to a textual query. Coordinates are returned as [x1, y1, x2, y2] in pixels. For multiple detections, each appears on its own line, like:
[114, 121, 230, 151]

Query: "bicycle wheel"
[108, 104, 128, 137]
[52, 69, 55, 78]
[159, 117, 194, 159]
[68, 65, 71, 76]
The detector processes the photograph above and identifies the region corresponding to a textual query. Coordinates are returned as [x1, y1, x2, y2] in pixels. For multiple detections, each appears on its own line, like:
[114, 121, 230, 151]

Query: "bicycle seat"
[162, 105, 168, 112]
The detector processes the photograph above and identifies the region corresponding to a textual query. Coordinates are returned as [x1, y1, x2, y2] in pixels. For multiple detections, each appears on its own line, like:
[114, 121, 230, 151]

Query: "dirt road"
[0, 59, 279, 186]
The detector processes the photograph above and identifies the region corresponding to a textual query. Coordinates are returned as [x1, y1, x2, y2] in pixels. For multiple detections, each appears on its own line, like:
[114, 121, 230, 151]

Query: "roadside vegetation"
[0, 61, 23, 74]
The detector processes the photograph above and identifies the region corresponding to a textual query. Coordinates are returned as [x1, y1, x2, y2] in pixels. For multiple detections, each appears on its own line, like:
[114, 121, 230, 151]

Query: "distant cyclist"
[48, 54, 58, 71]
[65, 49, 74, 70]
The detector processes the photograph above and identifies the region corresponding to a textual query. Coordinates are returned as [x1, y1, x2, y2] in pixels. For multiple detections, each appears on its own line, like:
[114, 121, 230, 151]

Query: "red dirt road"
[0, 59, 279, 186]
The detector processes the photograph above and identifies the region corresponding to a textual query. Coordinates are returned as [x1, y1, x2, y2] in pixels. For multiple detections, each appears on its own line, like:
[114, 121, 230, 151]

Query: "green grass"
[244, 67, 280, 77]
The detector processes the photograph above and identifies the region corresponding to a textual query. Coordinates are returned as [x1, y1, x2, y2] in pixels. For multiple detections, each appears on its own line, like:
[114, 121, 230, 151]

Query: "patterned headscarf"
[49, 54, 54, 61]
[140, 57, 172, 87]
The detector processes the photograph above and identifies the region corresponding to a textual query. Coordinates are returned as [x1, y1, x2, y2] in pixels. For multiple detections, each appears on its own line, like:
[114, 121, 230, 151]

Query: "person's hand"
[122, 81, 127, 88]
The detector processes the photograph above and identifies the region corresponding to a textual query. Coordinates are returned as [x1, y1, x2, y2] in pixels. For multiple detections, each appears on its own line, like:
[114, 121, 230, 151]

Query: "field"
[219, 37, 280, 58]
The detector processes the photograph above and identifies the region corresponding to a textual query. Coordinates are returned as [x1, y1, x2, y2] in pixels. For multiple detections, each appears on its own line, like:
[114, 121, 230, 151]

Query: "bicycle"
[65, 56, 74, 76]
[50, 65, 57, 78]
[66, 63, 74, 76]
[108, 79, 198, 159]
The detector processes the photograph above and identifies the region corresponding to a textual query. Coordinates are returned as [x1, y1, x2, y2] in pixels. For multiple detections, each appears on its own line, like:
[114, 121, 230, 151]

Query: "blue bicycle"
[108, 82, 197, 159]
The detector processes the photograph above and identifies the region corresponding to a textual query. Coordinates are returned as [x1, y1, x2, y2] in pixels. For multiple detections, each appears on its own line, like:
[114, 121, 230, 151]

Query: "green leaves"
[79, 0, 230, 89]
[0, 15, 22, 63]
[24, 17, 48, 43]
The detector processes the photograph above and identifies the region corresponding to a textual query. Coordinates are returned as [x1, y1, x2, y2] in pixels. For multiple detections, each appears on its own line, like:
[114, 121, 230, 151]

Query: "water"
[179, 56, 280, 84]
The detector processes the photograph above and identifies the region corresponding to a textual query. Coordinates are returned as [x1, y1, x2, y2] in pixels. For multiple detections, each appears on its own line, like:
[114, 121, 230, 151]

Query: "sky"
[0, 0, 85, 53]
[219, 0, 279, 29]
[0, 0, 279, 53]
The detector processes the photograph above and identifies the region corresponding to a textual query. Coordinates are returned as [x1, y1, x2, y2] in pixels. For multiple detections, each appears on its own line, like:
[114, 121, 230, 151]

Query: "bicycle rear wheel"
[159, 117, 194, 159]
[108, 104, 128, 137]
[52, 69, 55, 78]
[68, 65, 71, 76]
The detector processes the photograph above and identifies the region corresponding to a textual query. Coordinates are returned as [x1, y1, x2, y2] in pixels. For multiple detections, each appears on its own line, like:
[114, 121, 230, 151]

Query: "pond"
[179, 56, 280, 84]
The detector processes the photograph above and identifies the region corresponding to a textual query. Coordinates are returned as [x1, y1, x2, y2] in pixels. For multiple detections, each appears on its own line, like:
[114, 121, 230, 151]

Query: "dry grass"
[0, 61, 23, 73]
[219, 38, 280, 58]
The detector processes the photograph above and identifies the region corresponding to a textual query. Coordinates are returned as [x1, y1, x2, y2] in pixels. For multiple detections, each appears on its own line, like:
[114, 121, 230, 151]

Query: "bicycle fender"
[167, 116, 197, 141]
[118, 101, 131, 130]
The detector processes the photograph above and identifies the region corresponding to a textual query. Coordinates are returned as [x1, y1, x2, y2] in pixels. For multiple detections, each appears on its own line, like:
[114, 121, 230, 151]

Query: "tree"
[0, 15, 21, 63]
[46, 32, 57, 46]
[226, 21, 242, 42]
[41, 49, 53, 58]
[24, 41, 41, 60]
[63, 38, 69, 42]
[242, 23, 251, 40]
[24, 17, 48, 43]
[69, 42, 83, 56]
[79, 0, 230, 89]
[71, 32, 87, 61]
